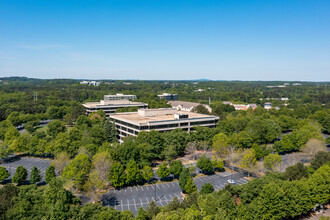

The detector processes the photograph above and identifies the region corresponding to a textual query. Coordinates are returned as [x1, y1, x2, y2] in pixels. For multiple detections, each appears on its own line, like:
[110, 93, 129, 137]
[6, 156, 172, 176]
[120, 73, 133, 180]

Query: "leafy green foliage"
[197, 154, 213, 173]
[200, 183, 214, 194]
[169, 160, 183, 178]
[0, 166, 10, 182]
[109, 162, 126, 188]
[156, 162, 170, 179]
[62, 153, 92, 189]
[264, 153, 282, 171]
[30, 166, 41, 184]
[12, 166, 28, 185]
[284, 162, 309, 181]
[45, 166, 56, 183]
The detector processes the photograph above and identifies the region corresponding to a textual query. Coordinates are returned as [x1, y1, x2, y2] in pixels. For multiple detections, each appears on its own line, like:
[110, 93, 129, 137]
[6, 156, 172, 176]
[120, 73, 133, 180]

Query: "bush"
[200, 183, 214, 194]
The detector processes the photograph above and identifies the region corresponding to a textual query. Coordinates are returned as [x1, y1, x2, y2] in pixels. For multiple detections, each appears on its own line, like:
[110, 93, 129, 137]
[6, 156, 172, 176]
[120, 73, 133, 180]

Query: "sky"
[0, 0, 329, 81]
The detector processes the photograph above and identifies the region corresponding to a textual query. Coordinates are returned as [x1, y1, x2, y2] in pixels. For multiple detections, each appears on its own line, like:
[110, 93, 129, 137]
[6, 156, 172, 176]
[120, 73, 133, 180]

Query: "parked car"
[227, 179, 236, 185]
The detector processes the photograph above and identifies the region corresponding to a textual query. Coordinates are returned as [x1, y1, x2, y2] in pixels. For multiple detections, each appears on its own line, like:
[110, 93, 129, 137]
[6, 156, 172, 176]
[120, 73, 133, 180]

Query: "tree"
[263, 153, 282, 172]
[47, 120, 66, 138]
[310, 151, 330, 170]
[0, 166, 10, 182]
[157, 162, 170, 180]
[142, 166, 154, 183]
[184, 177, 197, 194]
[0, 184, 18, 219]
[45, 166, 56, 183]
[51, 151, 71, 175]
[301, 139, 326, 156]
[240, 149, 257, 177]
[212, 133, 229, 158]
[169, 160, 183, 178]
[192, 104, 210, 114]
[84, 170, 107, 202]
[179, 168, 192, 193]
[200, 183, 214, 194]
[24, 121, 36, 133]
[30, 166, 41, 184]
[62, 153, 92, 189]
[185, 142, 198, 160]
[109, 162, 126, 188]
[12, 165, 28, 185]
[146, 200, 161, 219]
[212, 157, 224, 171]
[284, 162, 308, 181]
[92, 152, 112, 182]
[102, 119, 117, 143]
[126, 160, 142, 185]
[197, 154, 213, 174]
[0, 142, 12, 159]
[136, 207, 148, 220]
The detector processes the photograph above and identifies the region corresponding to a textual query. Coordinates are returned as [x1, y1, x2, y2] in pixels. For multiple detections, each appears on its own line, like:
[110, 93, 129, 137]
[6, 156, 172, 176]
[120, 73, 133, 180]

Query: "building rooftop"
[110, 108, 218, 125]
[83, 99, 145, 108]
[168, 101, 201, 109]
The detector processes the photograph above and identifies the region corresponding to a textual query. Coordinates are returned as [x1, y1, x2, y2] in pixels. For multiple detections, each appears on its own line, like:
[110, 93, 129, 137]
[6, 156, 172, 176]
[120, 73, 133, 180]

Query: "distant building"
[195, 89, 205, 92]
[264, 102, 272, 109]
[293, 83, 302, 86]
[222, 102, 258, 111]
[158, 93, 178, 101]
[83, 95, 147, 117]
[80, 81, 100, 86]
[284, 83, 290, 86]
[110, 108, 219, 143]
[104, 93, 137, 101]
[168, 101, 212, 112]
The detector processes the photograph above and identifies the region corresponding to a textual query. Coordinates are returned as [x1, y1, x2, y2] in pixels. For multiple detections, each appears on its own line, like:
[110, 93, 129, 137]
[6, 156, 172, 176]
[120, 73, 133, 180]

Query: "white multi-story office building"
[83, 97, 148, 117]
[104, 93, 137, 101]
[110, 108, 219, 143]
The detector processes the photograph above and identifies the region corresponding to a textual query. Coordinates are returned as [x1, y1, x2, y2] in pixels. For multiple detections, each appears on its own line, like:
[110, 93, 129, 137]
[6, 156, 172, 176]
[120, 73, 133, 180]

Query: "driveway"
[101, 171, 248, 215]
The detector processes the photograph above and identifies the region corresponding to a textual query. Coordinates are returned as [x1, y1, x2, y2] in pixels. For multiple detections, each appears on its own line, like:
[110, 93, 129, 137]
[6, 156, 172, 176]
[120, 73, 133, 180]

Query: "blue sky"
[0, 0, 329, 81]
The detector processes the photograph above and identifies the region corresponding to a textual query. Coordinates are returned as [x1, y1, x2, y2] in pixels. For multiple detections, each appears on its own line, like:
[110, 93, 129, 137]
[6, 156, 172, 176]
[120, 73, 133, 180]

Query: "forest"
[0, 77, 329, 219]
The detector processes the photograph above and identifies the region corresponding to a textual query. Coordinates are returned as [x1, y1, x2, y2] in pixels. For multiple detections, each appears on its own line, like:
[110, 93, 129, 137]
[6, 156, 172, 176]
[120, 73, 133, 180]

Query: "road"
[101, 171, 248, 215]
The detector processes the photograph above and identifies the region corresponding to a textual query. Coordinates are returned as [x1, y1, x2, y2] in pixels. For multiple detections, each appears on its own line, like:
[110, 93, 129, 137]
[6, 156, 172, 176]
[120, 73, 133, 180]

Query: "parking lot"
[1, 157, 52, 182]
[102, 171, 248, 215]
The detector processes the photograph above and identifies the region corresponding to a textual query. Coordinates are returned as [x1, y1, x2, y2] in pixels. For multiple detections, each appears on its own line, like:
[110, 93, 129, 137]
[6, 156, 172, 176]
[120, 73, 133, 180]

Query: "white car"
[227, 179, 236, 185]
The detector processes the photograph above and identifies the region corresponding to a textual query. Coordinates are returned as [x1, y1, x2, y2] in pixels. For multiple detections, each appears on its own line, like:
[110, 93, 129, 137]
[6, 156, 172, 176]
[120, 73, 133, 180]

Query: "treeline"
[1, 77, 329, 121]
[0, 152, 329, 219]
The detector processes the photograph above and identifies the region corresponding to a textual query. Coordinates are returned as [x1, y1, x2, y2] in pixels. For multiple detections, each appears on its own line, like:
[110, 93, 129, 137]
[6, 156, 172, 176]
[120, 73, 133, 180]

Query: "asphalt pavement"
[1, 157, 52, 182]
[101, 171, 248, 215]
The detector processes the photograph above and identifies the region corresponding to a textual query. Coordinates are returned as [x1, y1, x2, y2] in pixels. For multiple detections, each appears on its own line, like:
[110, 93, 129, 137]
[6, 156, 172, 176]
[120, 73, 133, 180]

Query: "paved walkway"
[101, 171, 248, 215]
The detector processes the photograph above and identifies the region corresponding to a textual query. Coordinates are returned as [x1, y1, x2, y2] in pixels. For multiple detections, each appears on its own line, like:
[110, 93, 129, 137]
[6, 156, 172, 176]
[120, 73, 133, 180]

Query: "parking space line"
[161, 184, 166, 189]
[135, 187, 138, 191]
[141, 187, 144, 191]
[171, 182, 176, 187]
[151, 185, 155, 190]
[130, 188, 133, 192]
[169, 194, 173, 200]
[146, 197, 150, 203]
[156, 185, 160, 189]
[133, 198, 137, 211]
[121, 200, 123, 211]
[140, 198, 143, 205]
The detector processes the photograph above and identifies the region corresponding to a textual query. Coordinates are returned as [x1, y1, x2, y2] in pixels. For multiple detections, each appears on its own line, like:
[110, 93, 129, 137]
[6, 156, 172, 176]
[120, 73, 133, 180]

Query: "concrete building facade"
[83, 97, 148, 117]
[157, 93, 178, 101]
[104, 93, 137, 101]
[110, 108, 219, 143]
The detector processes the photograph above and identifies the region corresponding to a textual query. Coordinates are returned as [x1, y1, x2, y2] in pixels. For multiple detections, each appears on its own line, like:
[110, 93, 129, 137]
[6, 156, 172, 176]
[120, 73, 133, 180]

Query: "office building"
[168, 101, 212, 112]
[110, 108, 219, 143]
[104, 93, 137, 101]
[157, 93, 178, 101]
[83, 97, 148, 117]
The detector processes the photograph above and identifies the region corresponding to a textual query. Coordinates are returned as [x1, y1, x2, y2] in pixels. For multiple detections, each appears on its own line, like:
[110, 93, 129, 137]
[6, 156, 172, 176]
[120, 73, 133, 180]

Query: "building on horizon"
[168, 101, 212, 112]
[222, 102, 258, 111]
[83, 96, 147, 117]
[80, 81, 100, 86]
[110, 108, 219, 143]
[157, 93, 178, 101]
